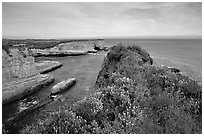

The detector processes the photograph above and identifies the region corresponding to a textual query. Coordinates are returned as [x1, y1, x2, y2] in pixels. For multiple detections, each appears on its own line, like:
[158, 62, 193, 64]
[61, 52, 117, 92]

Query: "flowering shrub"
[21, 43, 202, 134]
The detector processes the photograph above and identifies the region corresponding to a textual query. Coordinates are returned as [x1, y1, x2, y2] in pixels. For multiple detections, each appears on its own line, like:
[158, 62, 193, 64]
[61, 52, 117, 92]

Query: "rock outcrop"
[2, 73, 55, 105]
[95, 44, 153, 89]
[19, 43, 202, 134]
[2, 46, 55, 105]
[2, 47, 39, 83]
[168, 67, 180, 73]
[31, 49, 88, 57]
[51, 78, 76, 95]
[93, 41, 109, 51]
[36, 61, 63, 74]
[31, 40, 107, 57]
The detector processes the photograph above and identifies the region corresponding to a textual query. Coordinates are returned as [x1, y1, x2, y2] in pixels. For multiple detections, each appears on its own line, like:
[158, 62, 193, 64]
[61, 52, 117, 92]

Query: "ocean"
[3, 38, 202, 133]
[105, 39, 202, 83]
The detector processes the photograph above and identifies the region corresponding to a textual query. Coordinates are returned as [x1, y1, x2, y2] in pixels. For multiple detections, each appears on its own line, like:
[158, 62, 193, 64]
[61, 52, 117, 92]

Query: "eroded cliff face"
[53, 41, 96, 51]
[2, 46, 55, 105]
[2, 47, 39, 83]
[19, 44, 202, 134]
[30, 40, 107, 57]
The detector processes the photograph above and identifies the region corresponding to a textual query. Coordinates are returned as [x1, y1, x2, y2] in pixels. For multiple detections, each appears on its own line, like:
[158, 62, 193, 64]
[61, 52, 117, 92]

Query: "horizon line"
[2, 35, 202, 40]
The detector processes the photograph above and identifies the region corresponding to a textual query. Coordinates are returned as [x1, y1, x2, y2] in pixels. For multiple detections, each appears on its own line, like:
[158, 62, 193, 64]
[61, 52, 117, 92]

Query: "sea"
[3, 38, 202, 133]
[105, 38, 202, 83]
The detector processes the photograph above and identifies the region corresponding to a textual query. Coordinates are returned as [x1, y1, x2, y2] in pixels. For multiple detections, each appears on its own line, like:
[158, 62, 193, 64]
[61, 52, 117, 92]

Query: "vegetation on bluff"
[21, 43, 202, 134]
[3, 39, 105, 49]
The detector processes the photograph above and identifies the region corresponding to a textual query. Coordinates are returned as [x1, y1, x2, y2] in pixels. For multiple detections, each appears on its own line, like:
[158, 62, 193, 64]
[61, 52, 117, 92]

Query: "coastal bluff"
[31, 40, 108, 57]
[2, 46, 54, 105]
[21, 43, 202, 134]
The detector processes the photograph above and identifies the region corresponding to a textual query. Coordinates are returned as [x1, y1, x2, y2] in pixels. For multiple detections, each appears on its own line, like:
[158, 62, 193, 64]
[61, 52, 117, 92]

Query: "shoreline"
[151, 56, 202, 84]
[19, 43, 202, 134]
[2, 39, 202, 134]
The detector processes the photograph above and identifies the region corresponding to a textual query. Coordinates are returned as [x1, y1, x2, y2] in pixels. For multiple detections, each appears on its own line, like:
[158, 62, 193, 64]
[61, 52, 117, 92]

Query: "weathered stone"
[168, 67, 181, 73]
[51, 78, 76, 95]
[31, 49, 88, 57]
[2, 47, 39, 83]
[93, 41, 109, 51]
[30, 40, 108, 57]
[2, 46, 55, 105]
[2, 74, 55, 105]
[87, 50, 98, 53]
[36, 61, 63, 74]
[3, 96, 54, 130]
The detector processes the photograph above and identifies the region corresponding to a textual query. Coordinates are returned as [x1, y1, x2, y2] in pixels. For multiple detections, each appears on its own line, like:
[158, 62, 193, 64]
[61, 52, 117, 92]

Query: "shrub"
[21, 43, 202, 134]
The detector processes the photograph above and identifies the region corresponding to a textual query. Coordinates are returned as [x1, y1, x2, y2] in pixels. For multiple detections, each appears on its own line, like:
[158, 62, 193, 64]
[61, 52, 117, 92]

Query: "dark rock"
[87, 50, 97, 53]
[169, 67, 180, 73]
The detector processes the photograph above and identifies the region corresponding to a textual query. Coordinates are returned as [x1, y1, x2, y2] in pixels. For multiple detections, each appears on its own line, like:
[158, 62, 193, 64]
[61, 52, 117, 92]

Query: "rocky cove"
[2, 40, 108, 133]
[2, 40, 202, 134]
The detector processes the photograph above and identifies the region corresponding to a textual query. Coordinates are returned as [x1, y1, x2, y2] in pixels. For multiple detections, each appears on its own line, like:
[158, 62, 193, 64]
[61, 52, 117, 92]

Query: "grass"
[18, 43, 202, 134]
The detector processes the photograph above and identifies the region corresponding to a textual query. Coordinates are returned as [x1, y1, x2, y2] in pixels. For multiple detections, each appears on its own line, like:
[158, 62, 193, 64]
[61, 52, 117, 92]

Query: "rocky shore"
[36, 61, 63, 74]
[21, 43, 202, 134]
[2, 47, 56, 105]
[31, 40, 107, 57]
[2, 74, 54, 105]
[32, 49, 88, 57]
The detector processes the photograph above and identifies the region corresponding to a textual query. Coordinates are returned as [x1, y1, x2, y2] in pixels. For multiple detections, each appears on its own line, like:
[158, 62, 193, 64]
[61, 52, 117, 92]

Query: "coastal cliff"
[21, 43, 202, 134]
[31, 40, 107, 57]
[2, 47, 39, 83]
[2, 47, 55, 105]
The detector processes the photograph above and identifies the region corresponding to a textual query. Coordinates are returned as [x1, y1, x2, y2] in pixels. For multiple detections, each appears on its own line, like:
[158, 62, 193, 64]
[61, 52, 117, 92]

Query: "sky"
[2, 2, 202, 39]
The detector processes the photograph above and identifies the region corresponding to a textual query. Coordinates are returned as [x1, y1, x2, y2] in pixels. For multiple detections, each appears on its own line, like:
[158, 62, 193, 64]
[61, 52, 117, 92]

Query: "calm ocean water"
[3, 38, 202, 133]
[105, 39, 202, 82]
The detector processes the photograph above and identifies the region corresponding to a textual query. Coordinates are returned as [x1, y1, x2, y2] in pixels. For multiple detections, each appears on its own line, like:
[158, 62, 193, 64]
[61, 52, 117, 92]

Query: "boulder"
[51, 78, 76, 95]
[104, 47, 110, 51]
[168, 67, 181, 73]
[94, 44, 102, 50]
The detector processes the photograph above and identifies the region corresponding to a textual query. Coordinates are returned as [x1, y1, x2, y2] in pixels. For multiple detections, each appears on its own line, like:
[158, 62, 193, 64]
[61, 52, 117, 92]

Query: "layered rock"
[2, 74, 54, 105]
[19, 43, 202, 134]
[31, 40, 107, 57]
[2, 46, 55, 105]
[36, 61, 63, 74]
[31, 49, 88, 57]
[2, 47, 38, 83]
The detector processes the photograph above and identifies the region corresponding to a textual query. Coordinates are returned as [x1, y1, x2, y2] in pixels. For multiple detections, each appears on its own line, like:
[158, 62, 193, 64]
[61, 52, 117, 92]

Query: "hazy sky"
[2, 2, 202, 38]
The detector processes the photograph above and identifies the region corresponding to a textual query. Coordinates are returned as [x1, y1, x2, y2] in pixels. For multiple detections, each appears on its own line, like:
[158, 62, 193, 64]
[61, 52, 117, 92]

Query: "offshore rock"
[168, 67, 181, 73]
[51, 78, 76, 95]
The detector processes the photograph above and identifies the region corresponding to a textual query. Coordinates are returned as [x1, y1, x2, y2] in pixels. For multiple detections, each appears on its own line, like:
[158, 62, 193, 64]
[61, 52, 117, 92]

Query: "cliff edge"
[2, 47, 54, 105]
[21, 43, 202, 134]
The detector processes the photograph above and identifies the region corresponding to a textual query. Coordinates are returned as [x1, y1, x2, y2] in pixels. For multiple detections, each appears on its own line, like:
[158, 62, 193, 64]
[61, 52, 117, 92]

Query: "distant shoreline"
[2, 35, 202, 40]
